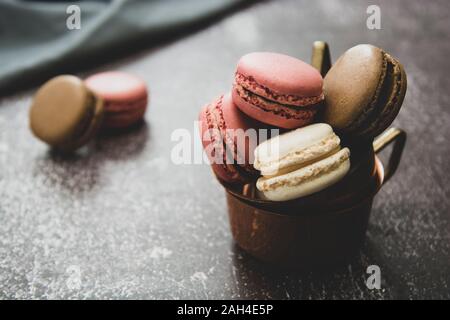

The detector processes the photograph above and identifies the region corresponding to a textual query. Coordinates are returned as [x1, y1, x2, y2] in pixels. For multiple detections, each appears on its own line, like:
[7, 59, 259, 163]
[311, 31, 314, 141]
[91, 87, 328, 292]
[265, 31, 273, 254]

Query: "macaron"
[323, 44, 407, 139]
[254, 123, 350, 202]
[85, 71, 148, 129]
[199, 93, 269, 184]
[29, 75, 104, 151]
[232, 52, 324, 129]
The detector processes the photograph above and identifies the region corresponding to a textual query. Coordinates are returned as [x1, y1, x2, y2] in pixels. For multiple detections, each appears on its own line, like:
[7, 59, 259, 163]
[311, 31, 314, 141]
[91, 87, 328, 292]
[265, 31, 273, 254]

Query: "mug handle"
[311, 41, 332, 77]
[373, 128, 407, 184]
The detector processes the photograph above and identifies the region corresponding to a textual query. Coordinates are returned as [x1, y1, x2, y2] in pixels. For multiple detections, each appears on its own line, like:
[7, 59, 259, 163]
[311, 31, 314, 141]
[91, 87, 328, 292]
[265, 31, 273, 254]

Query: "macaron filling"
[54, 91, 97, 148]
[257, 148, 350, 191]
[233, 83, 318, 121]
[103, 98, 147, 113]
[235, 72, 324, 107]
[254, 133, 341, 177]
[357, 53, 405, 136]
[58, 93, 104, 150]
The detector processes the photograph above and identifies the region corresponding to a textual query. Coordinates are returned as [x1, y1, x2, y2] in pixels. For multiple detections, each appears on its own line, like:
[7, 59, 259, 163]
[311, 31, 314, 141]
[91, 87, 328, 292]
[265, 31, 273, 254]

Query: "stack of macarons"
[199, 43, 407, 202]
[199, 52, 326, 185]
[29, 71, 148, 152]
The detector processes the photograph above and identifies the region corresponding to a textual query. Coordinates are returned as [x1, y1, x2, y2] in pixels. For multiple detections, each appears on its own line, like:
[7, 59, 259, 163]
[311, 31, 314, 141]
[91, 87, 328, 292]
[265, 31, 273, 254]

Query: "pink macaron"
[232, 52, 324, 129]
[199, 93, 269, 184]
[85, 71, 148, 129]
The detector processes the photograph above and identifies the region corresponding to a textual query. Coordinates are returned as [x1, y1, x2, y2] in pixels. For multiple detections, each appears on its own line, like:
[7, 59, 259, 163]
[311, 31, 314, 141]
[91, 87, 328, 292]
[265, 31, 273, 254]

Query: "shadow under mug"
[223, 128, 406, 269]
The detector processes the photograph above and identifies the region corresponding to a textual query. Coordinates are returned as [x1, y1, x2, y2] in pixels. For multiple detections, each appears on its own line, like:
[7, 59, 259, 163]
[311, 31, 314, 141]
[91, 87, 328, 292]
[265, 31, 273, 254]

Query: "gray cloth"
[0, 0, 243, 93]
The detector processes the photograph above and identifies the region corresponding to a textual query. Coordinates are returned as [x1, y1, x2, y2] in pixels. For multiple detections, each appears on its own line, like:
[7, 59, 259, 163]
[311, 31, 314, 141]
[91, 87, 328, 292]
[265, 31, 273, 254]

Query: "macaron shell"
[102, 98, 147, 128]
[254, 123, 341, 177]
[232, 87, 316, 129]
[255, 123, 335, 163]
[85, 72, 148, 103]
[30, 75, 95, 146]
[237, 52, 323, 97]
[323, 44, 386, 130]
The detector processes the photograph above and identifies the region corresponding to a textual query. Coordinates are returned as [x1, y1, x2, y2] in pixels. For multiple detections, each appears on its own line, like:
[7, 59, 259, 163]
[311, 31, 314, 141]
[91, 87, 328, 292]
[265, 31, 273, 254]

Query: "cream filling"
[258, 155, 351, 201]
[254, 134, 341, 176]
[235, 72, 324, 106]
[256, 148, 350, 192]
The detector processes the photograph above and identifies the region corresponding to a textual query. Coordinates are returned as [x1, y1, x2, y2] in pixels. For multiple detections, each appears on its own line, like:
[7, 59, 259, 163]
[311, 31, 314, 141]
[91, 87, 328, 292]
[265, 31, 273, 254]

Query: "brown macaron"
[323, 44, 407, 139]
[29, 75, 104, 151]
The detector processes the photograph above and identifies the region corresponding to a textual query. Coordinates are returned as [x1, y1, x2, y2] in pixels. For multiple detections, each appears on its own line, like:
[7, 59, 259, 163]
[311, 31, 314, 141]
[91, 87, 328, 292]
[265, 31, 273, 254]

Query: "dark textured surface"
[0, 0, 449, 299]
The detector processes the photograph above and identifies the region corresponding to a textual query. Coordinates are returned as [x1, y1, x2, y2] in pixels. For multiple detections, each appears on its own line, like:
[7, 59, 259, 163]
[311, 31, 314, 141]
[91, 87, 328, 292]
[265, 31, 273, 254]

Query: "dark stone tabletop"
[0, 0, 449, 299]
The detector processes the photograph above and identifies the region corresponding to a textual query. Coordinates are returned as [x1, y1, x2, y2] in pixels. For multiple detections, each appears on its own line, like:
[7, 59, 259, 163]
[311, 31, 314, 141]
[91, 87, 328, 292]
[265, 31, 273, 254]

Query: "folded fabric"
[0, 0, 243, 94]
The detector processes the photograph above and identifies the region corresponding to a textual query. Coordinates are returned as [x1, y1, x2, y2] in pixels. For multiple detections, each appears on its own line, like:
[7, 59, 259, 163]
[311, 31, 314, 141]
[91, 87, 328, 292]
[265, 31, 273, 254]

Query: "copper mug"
[223, 128, 406, 268]
[220, 42, 407, 268]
